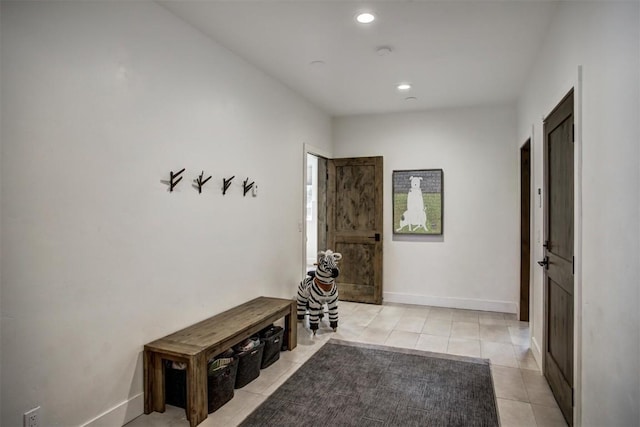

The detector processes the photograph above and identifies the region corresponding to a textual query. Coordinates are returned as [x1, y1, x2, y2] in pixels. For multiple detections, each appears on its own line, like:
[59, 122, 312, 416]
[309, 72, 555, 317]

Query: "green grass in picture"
[393, 193, 442, 234]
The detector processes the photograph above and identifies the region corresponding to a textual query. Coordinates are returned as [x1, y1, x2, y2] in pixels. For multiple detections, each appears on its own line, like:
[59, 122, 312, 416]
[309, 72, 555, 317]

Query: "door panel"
[544, 89, 574, 426]
[334, 163, 377, 230]
[549, 118, 574, 262]
[548, 280, 572, 376]
[328, 157, 383, 304]
[334, 241, 376, 299]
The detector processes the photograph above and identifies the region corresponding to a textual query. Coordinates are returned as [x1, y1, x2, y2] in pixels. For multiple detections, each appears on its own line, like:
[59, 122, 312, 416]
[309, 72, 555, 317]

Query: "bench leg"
[284, 300, 297, 351]
[185, 353, 208, 427]
[144, 350, 166, 414]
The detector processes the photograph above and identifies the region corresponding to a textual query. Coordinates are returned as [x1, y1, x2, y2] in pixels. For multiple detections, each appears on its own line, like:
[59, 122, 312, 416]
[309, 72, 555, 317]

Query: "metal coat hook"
[194, 171, 212, 194]
[222, 176, 235, 195]
[170, 168, 185, 192]
[243, 177, 255, 197]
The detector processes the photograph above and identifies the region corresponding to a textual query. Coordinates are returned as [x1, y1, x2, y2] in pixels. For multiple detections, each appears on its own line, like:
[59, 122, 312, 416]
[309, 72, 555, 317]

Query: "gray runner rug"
[240, 338, 499, 426]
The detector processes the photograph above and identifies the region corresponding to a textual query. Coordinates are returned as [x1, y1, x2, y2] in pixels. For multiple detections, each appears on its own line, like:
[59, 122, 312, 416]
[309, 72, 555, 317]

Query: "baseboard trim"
[383, 292, 518, 314]
[531, 336, 543, 371]
[81, 393, 143, 427]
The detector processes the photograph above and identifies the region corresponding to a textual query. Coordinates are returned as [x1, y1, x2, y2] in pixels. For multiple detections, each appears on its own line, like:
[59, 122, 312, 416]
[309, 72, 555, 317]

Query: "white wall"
[0, 2, 331, 426]
[333, 106, 519, 313]
[517, 1, 640, 425]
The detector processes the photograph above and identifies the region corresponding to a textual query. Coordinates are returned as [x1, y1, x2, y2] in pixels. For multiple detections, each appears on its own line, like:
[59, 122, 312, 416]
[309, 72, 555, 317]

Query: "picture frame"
[392, 169, 443, 235]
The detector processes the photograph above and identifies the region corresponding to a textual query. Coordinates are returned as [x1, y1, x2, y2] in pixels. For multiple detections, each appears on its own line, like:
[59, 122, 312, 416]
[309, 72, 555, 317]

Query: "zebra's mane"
[315, 250, 342, 285]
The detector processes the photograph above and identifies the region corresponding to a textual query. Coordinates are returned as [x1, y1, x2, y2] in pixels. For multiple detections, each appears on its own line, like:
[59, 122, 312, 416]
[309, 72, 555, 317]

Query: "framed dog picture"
[392, 169, 443, 235]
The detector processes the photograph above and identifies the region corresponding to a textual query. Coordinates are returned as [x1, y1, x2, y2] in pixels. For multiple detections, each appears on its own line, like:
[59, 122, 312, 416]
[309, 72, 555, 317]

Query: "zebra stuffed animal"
[297, 250, 342, 335]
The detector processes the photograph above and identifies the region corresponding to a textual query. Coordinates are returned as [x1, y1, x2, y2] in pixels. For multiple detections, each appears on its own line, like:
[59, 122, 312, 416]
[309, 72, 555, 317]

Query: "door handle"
[368, 233, 381, 242]
[537, 256, 549, 269]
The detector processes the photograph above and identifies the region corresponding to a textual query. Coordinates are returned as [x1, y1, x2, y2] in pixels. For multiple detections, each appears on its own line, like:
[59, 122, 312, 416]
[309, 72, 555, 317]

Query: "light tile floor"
[126, 301, 567, 427]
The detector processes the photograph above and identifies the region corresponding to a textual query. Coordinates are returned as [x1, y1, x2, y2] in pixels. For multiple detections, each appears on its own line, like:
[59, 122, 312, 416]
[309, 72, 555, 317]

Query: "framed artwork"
[392, 169, 443, 235]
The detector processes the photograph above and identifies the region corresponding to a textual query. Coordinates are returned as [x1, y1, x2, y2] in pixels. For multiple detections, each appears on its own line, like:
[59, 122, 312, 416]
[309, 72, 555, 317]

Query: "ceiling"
[159, 1, 558, 117]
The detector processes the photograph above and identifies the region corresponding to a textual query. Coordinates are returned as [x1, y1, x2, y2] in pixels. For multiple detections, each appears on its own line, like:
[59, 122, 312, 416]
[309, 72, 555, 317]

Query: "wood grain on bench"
[144, 296, 297, 427]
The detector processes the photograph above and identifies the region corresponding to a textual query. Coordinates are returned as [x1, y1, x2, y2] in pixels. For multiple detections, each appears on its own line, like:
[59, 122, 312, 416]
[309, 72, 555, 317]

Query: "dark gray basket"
[234, 341, 265, 389]
[207, 357, 238, 412]
[165, 357, 238, 413]
[260, 326, 284, 369]
[165, 363, 186, 408]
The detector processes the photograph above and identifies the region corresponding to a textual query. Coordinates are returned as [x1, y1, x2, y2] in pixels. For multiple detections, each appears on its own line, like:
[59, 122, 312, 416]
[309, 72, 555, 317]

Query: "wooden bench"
[143, 296, 297, 427]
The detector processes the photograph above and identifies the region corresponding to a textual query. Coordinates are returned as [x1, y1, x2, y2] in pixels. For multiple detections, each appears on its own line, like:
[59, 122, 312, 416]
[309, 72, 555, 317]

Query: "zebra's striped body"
[297, 250, 342, 334]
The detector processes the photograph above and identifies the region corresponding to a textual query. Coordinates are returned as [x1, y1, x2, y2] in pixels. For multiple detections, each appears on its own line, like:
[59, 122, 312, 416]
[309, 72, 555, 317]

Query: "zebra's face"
[316, 250, 342, 279]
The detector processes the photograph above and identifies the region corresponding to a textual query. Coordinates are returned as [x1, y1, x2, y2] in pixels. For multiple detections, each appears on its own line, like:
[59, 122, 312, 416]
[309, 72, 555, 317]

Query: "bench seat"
[144, 296, 297, 426]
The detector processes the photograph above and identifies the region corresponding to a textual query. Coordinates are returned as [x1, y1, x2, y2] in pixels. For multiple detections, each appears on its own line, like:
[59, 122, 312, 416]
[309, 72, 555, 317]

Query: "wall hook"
[194, 171, 212, 194]
[222, 176, 235, 195]
[243, 177, 255, 197]
[169, 168, 185, 192]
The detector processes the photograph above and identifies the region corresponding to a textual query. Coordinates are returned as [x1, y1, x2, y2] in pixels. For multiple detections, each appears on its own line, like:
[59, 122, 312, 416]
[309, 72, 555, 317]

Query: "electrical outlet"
[24, 406, 40, 427]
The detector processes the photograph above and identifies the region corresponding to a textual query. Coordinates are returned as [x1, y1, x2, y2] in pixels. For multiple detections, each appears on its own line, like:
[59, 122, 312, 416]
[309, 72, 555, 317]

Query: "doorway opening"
[304, 153, 327, 273]
[302, 151, 385, 304]
[520, 139, 531, 322]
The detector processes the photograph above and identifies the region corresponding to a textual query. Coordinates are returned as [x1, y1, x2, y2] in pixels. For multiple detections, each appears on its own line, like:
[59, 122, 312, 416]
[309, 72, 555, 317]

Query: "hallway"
[129, 301, 566, 427]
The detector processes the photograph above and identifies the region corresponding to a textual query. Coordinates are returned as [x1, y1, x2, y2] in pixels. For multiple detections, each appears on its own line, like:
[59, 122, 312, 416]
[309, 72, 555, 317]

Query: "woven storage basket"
[164, 357, 238, 413]
[165, 363, 186, 408]
[234, 341, 265, 389]
[260, 326, 284, 369]
[207, 357, 238, 413]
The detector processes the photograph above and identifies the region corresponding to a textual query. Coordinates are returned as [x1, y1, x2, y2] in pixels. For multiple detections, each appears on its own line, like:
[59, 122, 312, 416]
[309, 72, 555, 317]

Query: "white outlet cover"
[24, 406, 40, 427]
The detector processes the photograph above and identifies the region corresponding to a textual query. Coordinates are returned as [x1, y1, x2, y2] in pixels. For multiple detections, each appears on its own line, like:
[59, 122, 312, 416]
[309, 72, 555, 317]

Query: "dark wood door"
[543, 89, 574, 426]
[327, 156, 383, 304]
[520, 140, 531, 322]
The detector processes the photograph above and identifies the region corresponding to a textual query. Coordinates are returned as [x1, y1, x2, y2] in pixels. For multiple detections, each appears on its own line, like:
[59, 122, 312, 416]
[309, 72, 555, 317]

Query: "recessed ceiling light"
[397, 83, 412, 91]
[356, 12, 375, 24]
[376, 46, 392, 56]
